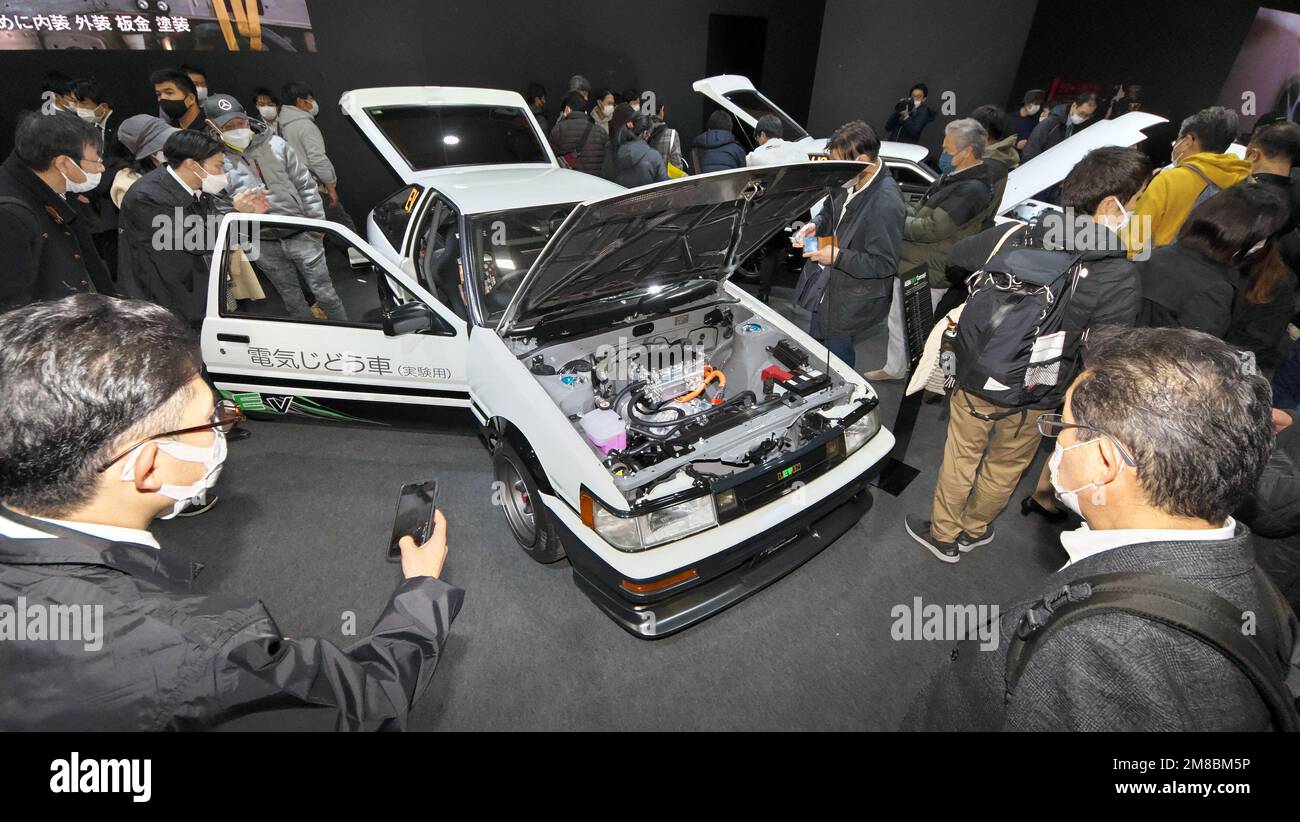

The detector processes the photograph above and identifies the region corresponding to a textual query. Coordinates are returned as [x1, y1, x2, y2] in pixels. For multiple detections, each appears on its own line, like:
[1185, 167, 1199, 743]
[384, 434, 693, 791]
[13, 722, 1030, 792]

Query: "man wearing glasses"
[905, 326, 1292, 730]
[0, 111, 117, 311]
[0, 295, 462, 730]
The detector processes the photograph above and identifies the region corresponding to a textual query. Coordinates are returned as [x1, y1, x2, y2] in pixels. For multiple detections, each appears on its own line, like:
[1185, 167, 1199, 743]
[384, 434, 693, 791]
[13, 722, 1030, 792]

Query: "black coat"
[1138, 242, 1238, 336]
[0, 507, 463, 731]
[903, 527, 1288, 730]
[613, 131, 668, 188]
[0, 153, 115, 312]
[884, 102, 934, 144]
[802, 172, 907, 339]
[1021, 104, 1079, 162]
[117, 165, 229, 328]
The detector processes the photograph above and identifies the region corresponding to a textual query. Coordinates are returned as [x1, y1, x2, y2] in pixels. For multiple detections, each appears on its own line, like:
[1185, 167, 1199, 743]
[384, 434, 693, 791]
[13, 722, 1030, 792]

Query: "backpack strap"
[1006, 570, 1300, 731]
[1180, 162, 1220, 193]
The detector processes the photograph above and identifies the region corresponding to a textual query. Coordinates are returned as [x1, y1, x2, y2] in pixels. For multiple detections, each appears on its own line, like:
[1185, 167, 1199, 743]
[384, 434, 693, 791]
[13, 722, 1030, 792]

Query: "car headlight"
[584, 492, 718, 552]
[843, 411, 880, 455]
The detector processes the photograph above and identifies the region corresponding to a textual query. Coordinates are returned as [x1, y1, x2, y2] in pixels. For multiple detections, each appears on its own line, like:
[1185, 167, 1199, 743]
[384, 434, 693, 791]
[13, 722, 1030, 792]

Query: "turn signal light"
[620, 568, 698, 595]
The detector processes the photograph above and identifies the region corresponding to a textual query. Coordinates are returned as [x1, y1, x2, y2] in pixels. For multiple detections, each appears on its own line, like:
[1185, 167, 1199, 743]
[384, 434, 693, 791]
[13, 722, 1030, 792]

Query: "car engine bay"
[510, 302, 879, 504]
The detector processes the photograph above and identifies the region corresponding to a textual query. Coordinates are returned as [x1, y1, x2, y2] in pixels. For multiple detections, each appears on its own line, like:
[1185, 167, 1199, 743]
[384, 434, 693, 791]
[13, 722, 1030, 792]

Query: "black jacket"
[0, 153, 115, 312]
[549, 112, 608, 176]
[1238, 410, 1300, 539]
[885, 102, 934, 144]
[804, 173, 907, 339]
[1021, 104, 1080, 162]
[1138, 242, 1237, 336]
[118, 165, 229, 328]
[692, 129, 747, 173]
[946, 216, 1141, 333]
[0, 507, 463, 731]
[903, 526, 1291, 730]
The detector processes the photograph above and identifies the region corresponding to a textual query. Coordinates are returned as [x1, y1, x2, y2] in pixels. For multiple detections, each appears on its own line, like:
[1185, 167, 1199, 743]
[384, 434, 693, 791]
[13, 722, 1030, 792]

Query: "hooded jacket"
[613, 130, 668, 189]
[275, 104, 337, 187]
[979, 134, 1020, 228]
[221, 126, 324, 221]
[901, 161, 996, 285]
[1128, 151, 1252, 253]
[693, 128, 747, 173]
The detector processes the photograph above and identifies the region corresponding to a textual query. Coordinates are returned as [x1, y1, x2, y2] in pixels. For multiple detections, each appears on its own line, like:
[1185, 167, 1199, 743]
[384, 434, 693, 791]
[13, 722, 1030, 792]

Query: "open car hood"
[339, 86, 556, 185]
[496, 162, 861, 336]
[998, 111, 1168, 212]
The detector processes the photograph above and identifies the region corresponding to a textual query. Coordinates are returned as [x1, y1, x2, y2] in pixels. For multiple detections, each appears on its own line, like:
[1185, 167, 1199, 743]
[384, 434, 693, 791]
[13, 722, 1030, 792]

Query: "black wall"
[1009, 0, 1279, 163]
[808, 0, 1039, 160]
[0, 0, 825, 223]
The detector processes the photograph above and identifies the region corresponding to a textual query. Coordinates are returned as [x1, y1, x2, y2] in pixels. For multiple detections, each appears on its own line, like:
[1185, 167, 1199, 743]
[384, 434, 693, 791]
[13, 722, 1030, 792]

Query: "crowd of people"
[0, 63, 1298, 732]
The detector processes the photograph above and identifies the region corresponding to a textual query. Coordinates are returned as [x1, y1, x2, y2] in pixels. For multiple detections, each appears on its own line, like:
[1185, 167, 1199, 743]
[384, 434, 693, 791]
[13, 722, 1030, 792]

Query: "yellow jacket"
[1127, 152, 1250, 254]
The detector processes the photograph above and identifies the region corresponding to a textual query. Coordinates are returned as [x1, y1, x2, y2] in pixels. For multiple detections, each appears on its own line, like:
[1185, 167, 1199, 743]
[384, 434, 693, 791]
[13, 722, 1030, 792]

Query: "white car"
[201, 85, 894, 638]
[198, 82, 1165, 639]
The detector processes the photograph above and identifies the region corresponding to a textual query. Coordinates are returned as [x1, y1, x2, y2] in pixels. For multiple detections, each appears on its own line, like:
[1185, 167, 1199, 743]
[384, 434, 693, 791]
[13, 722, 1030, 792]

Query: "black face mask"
[159, 97, 190, 121]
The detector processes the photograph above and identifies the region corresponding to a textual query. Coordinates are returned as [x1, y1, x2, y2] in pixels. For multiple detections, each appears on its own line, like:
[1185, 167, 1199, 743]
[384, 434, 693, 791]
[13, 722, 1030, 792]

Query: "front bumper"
[557, 462, 878, 639]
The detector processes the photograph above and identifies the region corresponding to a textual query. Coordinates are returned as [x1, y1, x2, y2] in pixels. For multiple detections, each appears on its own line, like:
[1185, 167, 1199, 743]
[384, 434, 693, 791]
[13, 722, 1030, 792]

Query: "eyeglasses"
[98, 399, 244, 473]
[1037, 413, 1137, 467]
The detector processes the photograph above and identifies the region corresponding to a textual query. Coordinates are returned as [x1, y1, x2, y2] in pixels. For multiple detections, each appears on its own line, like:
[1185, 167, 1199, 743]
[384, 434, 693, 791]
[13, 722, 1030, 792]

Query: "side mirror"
[382, 301, 436, 336]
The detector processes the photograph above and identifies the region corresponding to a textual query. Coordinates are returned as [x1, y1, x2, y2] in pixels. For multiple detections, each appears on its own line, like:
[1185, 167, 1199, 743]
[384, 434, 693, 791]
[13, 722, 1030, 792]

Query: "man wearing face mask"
[181, 63, 210, 104]
[277, 81, 353, 231]
[0, 295, 463, 730]
[884, 83, 935, 145]
[68, 79, 123, 282]
[203, 93, 347, 322]
[1127, 106, 1252, 257]
[0, 112, 116, 311]
[1021, 92, 1097, 163]
[905, 326, 1296, 731]
[867, 118, 994, 382]
[253, 87, 282, 132]
[118, 130, 268, 329]
[1014, 89, 1046, 152]
[907, 147, 1151, 561]
[150, 68, 204, 131]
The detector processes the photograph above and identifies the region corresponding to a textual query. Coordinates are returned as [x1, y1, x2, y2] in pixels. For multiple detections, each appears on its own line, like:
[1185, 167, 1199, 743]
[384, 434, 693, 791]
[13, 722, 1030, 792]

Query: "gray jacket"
[903, 526, 1289, 731]
[222, 127, 324, 221]
[276, 105, 337, 187]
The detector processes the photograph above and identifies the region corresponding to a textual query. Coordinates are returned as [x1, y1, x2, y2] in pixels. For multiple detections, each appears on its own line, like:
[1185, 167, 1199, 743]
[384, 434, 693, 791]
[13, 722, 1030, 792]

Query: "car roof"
[419, 165, 624, 215]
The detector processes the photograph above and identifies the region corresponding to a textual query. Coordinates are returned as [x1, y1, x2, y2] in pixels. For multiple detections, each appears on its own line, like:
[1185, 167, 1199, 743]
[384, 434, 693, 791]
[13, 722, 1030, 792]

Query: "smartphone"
[388, 480, 438, 561]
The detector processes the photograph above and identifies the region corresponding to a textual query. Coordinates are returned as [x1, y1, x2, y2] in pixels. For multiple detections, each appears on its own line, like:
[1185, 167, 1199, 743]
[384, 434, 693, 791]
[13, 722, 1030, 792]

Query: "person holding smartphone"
[0, 295, 463, 731]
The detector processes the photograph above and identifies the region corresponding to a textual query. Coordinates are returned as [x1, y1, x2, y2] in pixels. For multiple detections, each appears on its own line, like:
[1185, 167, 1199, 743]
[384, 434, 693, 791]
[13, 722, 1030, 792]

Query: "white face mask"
[195, 164, 229, 195]
[61, 162, 101, 193]
[195, 85, 209, 102]
[74, 106, 97, 123]
[1105, 195, 1131, 232]
[1048, 438, 1120, 518]
[151, 150, 167, 167]
[120, 430, 227, 520]
[602, 104, 614, 118]
[221, 127, 252, 151]
[1069, 110, 1087, 126]
[1025, 103, 1040, 115]
[307, 100, 320, 118]
[258, 105, 279, 122]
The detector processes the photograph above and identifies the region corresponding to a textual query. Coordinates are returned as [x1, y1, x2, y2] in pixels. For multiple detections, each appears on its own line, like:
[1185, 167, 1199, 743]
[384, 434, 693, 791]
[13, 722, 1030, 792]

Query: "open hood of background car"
[998, 111, 1168, 212]
[496, 162, 862, 337]
[693, 74, 931, 167]
[340, 86, 556, 185]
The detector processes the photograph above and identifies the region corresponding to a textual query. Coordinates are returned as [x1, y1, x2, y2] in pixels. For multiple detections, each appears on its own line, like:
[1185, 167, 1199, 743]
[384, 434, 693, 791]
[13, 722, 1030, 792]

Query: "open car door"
[201, 213, 470, 422]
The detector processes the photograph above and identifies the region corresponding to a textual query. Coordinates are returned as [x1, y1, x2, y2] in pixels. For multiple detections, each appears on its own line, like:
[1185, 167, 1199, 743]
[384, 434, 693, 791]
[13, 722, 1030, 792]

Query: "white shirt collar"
[165, 164, 200, 198]
[1059, 517, 1236, 568]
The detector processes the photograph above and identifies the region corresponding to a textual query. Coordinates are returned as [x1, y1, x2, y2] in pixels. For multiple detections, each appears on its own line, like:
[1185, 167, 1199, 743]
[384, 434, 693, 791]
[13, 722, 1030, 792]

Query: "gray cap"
[201, 93, 247, 127]
[117, 114, 179, 160]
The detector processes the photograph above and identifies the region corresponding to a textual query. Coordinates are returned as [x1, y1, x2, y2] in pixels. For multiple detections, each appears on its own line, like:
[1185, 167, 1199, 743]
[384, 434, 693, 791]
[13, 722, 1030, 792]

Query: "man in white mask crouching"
[0, 295, 463, 730]
[903, 326, 1299, 731]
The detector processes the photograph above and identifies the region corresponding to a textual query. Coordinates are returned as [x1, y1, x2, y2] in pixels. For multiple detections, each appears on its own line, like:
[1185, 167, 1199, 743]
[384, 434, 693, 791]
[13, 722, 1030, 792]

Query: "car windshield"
[721, 90, 809, 140]
[467, 202, 578, 324]
[364, 104, 548, 170]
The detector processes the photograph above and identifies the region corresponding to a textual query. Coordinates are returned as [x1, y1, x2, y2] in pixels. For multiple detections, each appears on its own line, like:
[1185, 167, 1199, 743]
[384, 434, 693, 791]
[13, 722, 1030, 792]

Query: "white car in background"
[200, 83, 895, 638]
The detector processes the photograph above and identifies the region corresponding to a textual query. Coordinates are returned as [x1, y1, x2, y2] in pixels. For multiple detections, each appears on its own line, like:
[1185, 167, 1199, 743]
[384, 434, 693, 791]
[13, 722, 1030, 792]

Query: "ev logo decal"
[264, 395, 294, 414]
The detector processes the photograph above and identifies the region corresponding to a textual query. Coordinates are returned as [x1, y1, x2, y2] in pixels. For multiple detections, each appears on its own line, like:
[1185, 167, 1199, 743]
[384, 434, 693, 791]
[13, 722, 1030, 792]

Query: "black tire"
[493, 441, 566, 564]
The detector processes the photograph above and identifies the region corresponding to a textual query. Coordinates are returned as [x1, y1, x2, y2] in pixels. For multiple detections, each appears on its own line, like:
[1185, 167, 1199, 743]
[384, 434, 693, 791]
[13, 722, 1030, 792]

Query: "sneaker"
[176, 496, 219, 517]
[863, 368, 904, 382]
[957, 525, 995, 553]
[905, 515, 960, 563]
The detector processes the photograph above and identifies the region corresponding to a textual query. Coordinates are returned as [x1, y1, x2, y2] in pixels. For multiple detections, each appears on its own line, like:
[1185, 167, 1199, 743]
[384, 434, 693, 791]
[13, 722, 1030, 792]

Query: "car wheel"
[493, 442, 566, 564]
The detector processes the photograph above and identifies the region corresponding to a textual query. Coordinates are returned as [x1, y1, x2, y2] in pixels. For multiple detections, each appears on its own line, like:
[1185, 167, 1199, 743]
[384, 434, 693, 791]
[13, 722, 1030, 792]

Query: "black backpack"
[1006, 569, 1300, 731]
[952, 221, 1085, 413]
